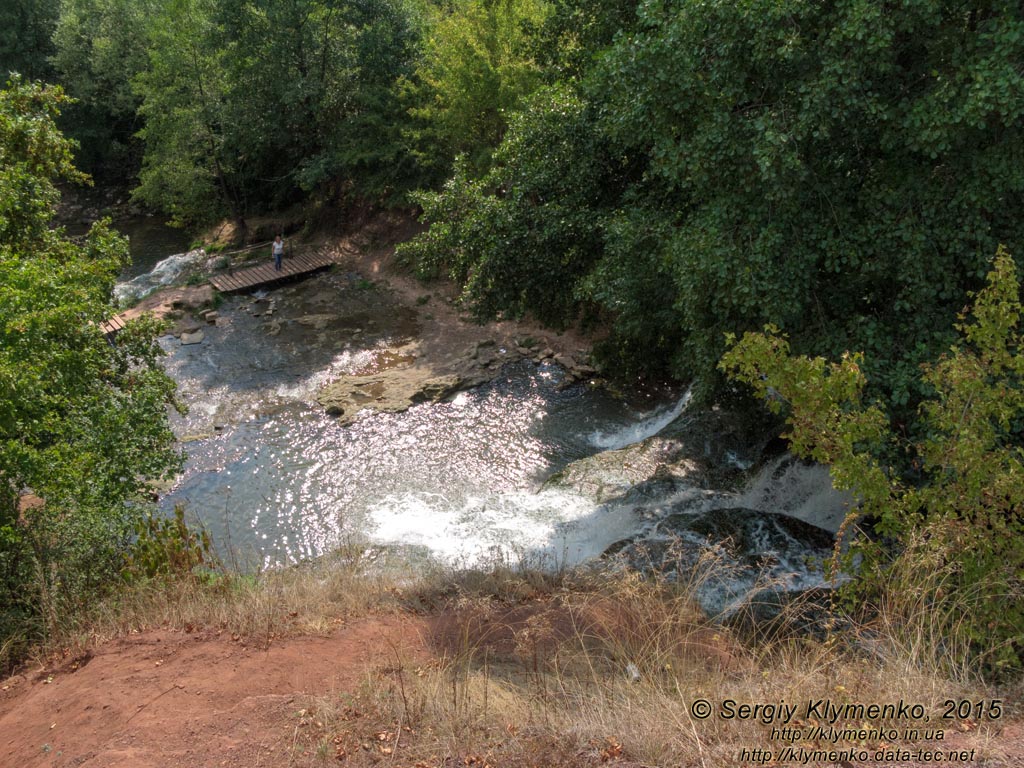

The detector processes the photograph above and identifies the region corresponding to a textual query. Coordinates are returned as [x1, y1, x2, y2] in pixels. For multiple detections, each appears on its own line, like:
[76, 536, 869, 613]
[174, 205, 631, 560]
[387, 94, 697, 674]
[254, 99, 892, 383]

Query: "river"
[119, 232, 852, 614]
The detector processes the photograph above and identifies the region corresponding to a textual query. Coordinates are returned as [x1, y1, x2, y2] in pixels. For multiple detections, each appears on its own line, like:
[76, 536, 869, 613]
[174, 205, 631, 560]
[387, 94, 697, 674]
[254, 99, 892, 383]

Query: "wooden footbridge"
[101, 313, 129, 336]
[208, 247, 335, 294]
[101, 246, 336, 338]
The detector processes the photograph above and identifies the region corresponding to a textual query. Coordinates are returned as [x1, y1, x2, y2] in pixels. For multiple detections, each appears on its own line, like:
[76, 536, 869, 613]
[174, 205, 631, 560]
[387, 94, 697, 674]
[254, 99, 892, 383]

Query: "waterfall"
[588, 388, 692, 450]
[114, 248, 207, 305]
[736, 454, 856, 533]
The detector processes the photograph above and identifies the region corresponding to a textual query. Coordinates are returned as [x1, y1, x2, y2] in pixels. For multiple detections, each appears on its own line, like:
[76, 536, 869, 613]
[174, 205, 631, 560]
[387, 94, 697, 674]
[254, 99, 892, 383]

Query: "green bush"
[0, 80, 181, 667]
[720, 248, 1024, 676]
[123, 506, 214, 582]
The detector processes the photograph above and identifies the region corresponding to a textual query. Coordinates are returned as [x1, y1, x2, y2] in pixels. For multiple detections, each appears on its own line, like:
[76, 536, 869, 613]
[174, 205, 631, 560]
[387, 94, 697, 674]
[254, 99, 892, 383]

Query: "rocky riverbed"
[113, 216, 852, 614]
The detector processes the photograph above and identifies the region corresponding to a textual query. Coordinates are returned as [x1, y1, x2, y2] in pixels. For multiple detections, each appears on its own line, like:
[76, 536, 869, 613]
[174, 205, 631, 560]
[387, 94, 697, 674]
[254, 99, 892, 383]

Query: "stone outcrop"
[318, 369, 464, 423]
[317, 335, 601, 425]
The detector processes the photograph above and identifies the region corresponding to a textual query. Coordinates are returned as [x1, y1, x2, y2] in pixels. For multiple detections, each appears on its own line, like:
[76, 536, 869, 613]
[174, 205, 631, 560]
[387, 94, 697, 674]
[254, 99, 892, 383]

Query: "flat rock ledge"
[316, 344, 496, 425]
[317, 338, 600, 425]
[317, 369, 469, 424]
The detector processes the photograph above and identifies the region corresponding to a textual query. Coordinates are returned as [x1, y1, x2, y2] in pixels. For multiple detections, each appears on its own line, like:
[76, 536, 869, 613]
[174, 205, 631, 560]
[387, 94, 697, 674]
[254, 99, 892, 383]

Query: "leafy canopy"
[404, 0, 1024, 409]
[50, 0, 156, 176]
[399, 83, 613, 326]
[133, 0, 421, 226]
[403, 0, 550, 176]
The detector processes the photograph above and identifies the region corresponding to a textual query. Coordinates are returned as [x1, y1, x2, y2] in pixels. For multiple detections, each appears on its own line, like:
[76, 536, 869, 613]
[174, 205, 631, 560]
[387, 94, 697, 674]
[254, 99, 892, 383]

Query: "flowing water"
[116, 216, 195, 279]
[161, 320, 686, 569]
[122, 244, 851, 613]
[72, 215, 200, 305]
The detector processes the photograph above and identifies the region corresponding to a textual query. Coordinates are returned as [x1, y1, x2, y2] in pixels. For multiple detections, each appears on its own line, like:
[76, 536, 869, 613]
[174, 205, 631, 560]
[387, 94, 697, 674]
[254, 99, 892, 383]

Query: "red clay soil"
[2, 613, 1023, 768]
[0, 617, 428, 768]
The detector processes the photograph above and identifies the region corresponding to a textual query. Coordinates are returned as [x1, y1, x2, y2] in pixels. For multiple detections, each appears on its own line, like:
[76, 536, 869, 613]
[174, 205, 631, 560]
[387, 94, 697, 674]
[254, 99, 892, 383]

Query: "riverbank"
[1, 554, 1020, 768]
[115, 209, 609, 425]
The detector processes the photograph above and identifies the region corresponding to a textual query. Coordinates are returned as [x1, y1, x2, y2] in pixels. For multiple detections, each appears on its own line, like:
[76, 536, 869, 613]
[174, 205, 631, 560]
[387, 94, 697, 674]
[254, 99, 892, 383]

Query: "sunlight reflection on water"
[162, 348, 666, 568]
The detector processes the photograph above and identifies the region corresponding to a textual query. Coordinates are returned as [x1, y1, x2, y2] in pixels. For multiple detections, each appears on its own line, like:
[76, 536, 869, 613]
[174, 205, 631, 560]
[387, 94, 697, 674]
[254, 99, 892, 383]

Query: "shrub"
[720, 248, 1024, 676]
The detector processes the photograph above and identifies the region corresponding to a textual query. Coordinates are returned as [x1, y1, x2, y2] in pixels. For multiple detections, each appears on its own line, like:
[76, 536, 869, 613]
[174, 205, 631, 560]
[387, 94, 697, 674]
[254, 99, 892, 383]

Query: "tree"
[133, 0, 242, 227]
[0, 0, 59, 82]
[134, 0, 422, 225]
[51, 0, 155, 177]
[399, 84, 615, 325]
[0, 79, 181, 658]
[405, 0, 1024, 411]
[403, 0, 549, 176]
[213, 0, 421, 204]
[720, 248, 1024, 674]
[594, 0, 1024, 406]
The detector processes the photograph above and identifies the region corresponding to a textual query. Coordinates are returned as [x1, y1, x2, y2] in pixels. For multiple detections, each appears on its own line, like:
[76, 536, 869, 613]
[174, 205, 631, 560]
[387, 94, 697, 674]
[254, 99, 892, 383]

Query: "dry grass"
[38, 542, 410, 663]
[271, 550, 1007, 767]
[28, 541, 1015, 767]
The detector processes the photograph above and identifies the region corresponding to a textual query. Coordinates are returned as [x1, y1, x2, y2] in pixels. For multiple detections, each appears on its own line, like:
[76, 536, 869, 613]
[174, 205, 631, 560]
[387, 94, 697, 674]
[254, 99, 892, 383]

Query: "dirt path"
[0, 617, 428, 768]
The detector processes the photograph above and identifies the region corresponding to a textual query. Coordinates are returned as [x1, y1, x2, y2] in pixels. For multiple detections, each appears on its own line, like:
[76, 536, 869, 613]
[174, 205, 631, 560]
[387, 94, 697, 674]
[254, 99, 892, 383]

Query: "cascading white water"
[114, 248, 207, 305]
[588, 388, 692, 450]
[735, 453, 856, 533]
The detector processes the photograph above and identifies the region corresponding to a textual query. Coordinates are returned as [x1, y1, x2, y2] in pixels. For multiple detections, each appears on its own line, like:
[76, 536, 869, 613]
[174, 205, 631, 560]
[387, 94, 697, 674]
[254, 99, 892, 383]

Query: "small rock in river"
[180, 330, 205, 345]
[555, 353, 578, 370]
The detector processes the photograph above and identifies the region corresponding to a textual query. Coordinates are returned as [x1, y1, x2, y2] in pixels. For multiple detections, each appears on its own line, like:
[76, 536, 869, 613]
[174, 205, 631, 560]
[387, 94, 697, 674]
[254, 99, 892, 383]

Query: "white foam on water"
[724, 449, 753, 471]
[366, 488, 626, 566]
[588, 388, 692, 450]
[736, 454, 856, 533]
[273, 348, 378, 399]
[114, 248, 207, 305]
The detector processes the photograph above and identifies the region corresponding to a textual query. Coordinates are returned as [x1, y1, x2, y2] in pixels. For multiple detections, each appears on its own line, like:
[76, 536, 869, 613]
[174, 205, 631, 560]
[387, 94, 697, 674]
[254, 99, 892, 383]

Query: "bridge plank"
[208, 250, 334, 294]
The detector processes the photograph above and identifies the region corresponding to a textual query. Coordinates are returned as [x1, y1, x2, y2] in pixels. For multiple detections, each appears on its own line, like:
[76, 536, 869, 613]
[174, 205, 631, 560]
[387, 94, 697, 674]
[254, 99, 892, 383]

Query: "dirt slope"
[0, 617, 427, 768]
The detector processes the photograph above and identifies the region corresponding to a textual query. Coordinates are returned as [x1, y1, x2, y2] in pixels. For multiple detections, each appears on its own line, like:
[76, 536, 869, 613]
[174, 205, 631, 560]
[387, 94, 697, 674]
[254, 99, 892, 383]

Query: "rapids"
[122, 246, 853, 615]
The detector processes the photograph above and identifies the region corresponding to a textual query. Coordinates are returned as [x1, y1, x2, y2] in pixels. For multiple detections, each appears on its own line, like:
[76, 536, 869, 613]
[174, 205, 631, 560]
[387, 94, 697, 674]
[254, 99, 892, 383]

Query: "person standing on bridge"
[272, 234, 285, 271]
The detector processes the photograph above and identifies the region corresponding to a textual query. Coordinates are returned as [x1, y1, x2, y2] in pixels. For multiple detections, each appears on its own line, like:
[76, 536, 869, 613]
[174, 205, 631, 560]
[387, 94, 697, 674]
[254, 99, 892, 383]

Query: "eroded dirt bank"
[0, 618, 427, 768]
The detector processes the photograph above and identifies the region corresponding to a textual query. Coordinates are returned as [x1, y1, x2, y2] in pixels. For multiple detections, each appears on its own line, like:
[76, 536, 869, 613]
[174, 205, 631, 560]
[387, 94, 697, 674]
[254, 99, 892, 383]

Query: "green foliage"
[51, 0, 155, 177]
[133, 0, 421, 225]
[407, 0, 1024, 410]
[720, 248, 1024, 674]
[123, 506, 214, 582]
[304, 0, 426, 202]
[0, 80, 181, 660]
[0, 0, 59, 81]
[594, 0, 1024, 406]
[132, 0, 237, 225]
[400, 84, 612, 325]
[528, 0, 636, 82]
[403, 0, 550, 176]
